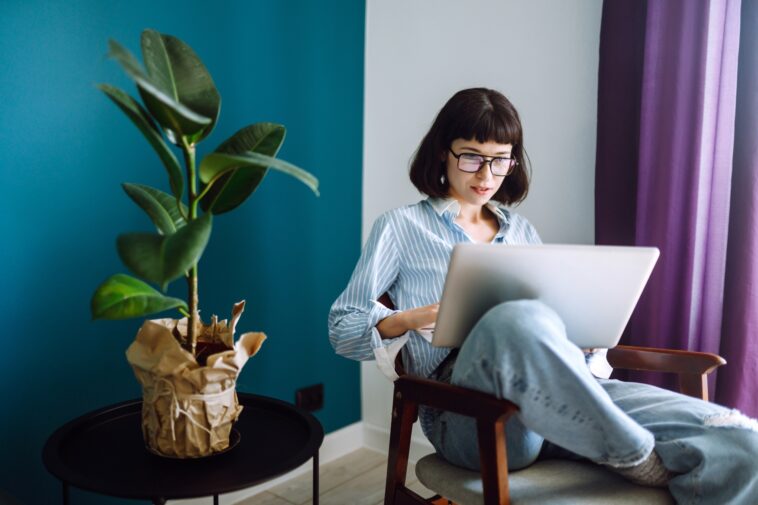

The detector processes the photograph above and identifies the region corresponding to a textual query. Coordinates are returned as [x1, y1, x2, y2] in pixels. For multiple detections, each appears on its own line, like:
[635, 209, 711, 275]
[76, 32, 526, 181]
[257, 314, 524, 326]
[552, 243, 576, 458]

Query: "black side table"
[43, 392, 324, 504]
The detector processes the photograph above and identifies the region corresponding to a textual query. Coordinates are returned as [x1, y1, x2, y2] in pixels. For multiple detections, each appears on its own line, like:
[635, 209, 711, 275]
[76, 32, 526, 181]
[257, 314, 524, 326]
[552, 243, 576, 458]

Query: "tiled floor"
[236, 448, 434, 505]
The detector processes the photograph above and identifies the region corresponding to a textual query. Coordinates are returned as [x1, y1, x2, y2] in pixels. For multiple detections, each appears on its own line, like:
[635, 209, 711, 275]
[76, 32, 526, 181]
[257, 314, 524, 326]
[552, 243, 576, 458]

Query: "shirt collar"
[427, 197, 510, 228]
[427, 197, 459, 216]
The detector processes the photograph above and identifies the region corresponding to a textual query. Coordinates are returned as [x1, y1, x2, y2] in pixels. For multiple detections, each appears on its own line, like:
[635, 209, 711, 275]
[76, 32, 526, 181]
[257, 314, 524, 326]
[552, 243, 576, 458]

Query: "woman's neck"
[455, 201, 489, 224]
[453, 201, 499, 243]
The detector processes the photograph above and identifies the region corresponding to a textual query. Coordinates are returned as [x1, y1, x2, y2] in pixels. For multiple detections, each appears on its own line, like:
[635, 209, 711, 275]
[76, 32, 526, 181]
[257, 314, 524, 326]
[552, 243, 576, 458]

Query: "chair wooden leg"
[385, 388, 425, 505]
[679, 373, 708, 400]
[476, 417, 510, 505]
[428, 497, 457, 505]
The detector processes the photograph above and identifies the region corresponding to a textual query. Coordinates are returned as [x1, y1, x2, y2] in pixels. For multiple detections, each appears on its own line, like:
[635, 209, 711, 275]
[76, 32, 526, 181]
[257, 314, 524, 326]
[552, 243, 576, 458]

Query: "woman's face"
[445, 138, 513, 207]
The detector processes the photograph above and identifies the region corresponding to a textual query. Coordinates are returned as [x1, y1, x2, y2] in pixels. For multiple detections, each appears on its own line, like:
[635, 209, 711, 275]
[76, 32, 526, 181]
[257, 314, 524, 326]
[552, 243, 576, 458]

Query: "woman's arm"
[376, 303, 439, 339]
[328, 213, 402, 360]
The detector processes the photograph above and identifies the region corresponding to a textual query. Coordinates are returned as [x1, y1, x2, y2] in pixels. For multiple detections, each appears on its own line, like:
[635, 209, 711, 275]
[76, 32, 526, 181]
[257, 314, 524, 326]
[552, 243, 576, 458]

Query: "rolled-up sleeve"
[328, 213, 405, 361]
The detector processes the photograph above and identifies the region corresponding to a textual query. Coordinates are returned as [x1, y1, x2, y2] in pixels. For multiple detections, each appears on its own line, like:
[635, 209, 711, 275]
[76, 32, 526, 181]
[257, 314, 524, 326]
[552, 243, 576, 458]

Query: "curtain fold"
[717, 0, 758, 416]
[596, 0, 755, 416]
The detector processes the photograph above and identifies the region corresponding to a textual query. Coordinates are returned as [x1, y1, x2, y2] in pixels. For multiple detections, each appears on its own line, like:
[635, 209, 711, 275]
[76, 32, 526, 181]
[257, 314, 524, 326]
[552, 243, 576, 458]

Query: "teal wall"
[0, 1, 364, 503]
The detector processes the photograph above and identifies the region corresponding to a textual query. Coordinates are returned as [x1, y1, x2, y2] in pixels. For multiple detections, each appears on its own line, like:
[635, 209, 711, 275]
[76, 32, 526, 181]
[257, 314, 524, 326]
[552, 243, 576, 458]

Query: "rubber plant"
[90, 29, 318, 458]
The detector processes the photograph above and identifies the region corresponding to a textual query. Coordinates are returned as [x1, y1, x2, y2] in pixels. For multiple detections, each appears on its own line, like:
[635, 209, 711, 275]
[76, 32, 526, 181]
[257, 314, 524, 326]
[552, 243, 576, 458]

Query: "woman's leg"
[429, 405, 545, 471]
[431, 299, 655, 471]
[601, 379, 758, 505]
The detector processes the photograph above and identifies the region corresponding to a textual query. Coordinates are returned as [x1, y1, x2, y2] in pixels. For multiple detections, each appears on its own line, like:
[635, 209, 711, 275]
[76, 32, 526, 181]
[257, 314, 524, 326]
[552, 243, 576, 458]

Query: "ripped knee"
[704, 409, 758, 432]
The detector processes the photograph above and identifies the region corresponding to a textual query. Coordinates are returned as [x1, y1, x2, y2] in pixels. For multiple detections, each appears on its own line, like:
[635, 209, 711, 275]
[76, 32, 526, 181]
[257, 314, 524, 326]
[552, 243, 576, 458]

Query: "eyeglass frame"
[448, 148, 517, 177]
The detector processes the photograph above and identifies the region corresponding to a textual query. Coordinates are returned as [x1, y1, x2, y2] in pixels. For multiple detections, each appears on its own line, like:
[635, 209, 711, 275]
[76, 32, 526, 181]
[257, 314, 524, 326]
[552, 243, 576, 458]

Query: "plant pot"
[125, 305, 265, 458]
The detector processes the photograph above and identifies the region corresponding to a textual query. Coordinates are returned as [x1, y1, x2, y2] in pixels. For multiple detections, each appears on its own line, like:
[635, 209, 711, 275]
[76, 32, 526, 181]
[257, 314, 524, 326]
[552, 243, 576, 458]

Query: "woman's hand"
[403, 303, 440, 330]
[377, 303, 439, 339]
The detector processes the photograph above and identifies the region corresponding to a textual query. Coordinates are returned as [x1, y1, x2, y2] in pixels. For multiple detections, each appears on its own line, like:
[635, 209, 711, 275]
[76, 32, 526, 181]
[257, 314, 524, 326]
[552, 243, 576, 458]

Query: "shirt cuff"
[366, 300, 398, 346]
[372, 328, 409, 382]
[366, 301, 408, 381]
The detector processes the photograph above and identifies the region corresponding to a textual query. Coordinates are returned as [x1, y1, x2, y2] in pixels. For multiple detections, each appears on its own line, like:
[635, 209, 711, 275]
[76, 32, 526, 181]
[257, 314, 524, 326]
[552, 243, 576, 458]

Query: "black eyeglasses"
[449, 148, 517, 177]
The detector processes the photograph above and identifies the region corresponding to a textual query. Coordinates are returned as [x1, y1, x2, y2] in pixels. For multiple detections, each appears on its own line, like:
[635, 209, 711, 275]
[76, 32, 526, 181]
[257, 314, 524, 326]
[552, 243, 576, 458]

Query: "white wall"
[361, 0, 603, 450]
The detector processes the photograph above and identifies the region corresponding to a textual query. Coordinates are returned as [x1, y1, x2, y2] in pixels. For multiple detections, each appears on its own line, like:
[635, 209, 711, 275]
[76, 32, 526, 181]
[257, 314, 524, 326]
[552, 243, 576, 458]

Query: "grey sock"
[606, 450, 673, 488]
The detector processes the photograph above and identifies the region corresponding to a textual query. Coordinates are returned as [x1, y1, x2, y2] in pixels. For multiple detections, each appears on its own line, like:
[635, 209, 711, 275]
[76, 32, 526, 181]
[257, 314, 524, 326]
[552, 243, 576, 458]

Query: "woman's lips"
[471, 186, 491, 195]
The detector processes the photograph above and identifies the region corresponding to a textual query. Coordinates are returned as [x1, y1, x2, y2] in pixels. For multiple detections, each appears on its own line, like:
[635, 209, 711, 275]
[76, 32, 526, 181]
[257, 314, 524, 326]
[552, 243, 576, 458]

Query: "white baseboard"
[362, 420, 435, 464]
[169, 421, 364, 505]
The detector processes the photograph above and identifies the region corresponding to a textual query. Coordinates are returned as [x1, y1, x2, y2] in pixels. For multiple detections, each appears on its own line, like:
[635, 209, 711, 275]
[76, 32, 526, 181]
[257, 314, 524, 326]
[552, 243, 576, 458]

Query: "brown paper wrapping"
[125, 302, 265, 458]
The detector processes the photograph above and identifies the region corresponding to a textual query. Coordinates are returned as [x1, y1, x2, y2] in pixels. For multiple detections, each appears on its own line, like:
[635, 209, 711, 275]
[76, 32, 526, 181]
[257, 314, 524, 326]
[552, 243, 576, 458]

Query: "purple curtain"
[717, 0, 758, 415]
[596, 0, 757, 416]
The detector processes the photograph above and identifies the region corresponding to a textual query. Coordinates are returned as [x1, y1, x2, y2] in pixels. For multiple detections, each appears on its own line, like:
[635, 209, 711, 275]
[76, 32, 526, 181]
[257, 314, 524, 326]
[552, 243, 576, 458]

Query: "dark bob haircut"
[409, 88, 530, 205]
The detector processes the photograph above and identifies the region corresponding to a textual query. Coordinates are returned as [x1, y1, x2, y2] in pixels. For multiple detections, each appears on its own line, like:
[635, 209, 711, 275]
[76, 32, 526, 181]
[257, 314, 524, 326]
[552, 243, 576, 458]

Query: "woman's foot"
[606, 450, 674, 488]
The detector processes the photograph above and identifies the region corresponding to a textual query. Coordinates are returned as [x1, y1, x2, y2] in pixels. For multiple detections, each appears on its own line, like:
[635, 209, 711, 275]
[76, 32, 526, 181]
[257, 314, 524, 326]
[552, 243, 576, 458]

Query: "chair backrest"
[378, 293, 395, 310]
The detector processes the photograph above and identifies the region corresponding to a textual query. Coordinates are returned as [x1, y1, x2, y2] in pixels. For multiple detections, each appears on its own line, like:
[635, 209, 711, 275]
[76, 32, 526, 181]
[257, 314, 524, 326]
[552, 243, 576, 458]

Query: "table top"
[42, 392, 324, 501]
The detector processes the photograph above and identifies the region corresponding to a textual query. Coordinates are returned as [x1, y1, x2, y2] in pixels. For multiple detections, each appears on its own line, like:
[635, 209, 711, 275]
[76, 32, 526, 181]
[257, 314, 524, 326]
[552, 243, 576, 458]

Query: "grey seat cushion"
[415, 454, 674, 505]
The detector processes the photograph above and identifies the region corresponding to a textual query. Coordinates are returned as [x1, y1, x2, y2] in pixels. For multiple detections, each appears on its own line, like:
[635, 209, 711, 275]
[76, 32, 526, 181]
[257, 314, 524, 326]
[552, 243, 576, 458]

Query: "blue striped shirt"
[328, 197, 542, 377]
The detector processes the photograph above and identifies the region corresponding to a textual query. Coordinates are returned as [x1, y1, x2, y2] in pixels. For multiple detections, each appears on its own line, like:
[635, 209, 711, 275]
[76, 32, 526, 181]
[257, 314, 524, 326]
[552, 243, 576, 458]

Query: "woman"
[329, 88, 758, 504]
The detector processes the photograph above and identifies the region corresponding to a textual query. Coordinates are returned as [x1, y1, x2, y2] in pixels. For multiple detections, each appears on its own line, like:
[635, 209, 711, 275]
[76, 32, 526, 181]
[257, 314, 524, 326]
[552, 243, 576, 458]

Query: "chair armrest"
[608, 344, 726, 401]
[395, 375, 518, 423]
[608, 344, 725, 375]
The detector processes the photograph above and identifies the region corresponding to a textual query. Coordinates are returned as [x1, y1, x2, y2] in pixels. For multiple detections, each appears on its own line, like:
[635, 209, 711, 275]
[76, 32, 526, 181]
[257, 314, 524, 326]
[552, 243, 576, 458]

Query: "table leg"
[62, 482, 69, 505]
[214, 494, 219, 505]
[313, 449, 319, 505]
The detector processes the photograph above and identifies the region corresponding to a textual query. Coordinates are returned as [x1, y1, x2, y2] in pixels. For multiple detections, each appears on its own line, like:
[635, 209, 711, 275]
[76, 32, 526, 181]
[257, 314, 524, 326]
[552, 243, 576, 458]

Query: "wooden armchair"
[380, 293, 726, 504]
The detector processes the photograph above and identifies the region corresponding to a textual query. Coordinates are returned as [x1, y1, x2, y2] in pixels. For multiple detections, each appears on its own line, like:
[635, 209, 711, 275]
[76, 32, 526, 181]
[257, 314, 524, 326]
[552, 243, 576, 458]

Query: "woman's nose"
[477, 162, 494, 179]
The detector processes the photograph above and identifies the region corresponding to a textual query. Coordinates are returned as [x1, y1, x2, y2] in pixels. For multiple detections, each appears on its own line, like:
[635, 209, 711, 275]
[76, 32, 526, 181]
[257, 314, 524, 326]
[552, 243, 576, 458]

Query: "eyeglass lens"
[458, 154, 513, 176]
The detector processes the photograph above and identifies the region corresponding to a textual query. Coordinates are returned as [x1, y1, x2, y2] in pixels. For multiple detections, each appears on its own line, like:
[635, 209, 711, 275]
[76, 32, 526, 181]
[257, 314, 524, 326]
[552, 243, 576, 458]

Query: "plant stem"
[195, 171, 227, 202]
[183, 141, 199, 356]
[187, 264, 198, 354]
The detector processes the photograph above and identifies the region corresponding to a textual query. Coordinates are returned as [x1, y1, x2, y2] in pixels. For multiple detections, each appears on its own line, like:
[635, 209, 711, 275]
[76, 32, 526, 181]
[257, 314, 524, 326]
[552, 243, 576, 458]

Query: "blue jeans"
[425, 300, 758, 504]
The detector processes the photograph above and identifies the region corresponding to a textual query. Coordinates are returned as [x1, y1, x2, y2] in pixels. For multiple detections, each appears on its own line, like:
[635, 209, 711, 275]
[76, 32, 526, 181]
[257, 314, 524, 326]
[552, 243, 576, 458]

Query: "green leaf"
[200, 152, 319, 203]
[107, 38, 211, 144]
[91, 274, 188, 320]
[106, 38, 147, 81]
[215, 123, 285, 155]
[141, 30, 221, 144]
[117, 213, 212, 290]
[200, 123, 286, 214]
[122, 183, 188, 235]
[123, 183, 188, 230]
[98, 84, 184, 200]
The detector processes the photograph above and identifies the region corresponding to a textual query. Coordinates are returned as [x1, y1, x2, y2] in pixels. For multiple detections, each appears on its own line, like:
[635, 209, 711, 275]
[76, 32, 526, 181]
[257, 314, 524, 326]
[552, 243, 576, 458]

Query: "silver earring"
[440, 174, 446, 184]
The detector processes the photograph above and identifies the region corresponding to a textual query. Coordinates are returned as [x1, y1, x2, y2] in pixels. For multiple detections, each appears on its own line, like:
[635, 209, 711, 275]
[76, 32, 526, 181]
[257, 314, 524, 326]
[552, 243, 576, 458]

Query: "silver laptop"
[431, 244, 659, 349]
